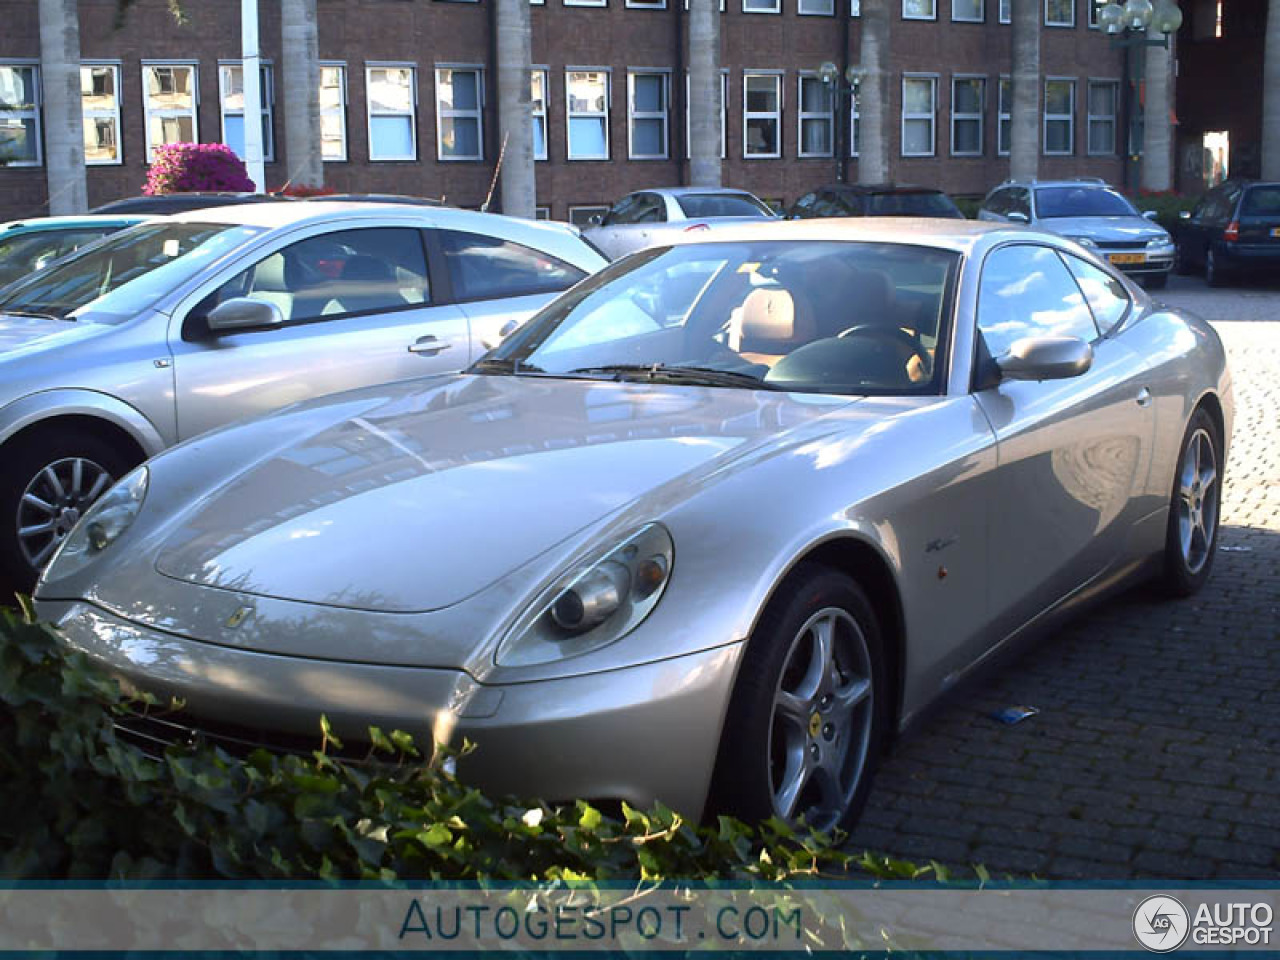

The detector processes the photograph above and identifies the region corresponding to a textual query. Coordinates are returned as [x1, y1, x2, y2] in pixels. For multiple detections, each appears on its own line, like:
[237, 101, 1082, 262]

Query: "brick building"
[1, 0, 1132, 224]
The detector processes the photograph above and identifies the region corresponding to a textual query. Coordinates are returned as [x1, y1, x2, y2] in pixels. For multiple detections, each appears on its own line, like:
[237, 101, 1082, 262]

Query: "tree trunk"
[856, 0, 890, 183]
[494, 0, 535, 217]
[688, 0, 721, 187]
[1009, 0, 1040, 181]
[1141, 32, 1173, 190]
[1263, 0, 1280, 178]
[281, 0, 322, 189]
[38, 0, 88, 214]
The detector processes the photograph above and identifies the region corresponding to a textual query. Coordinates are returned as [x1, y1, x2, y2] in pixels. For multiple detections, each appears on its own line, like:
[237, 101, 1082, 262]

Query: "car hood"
[153, 374, 854, 613]
[1043, 216, 1169, 243]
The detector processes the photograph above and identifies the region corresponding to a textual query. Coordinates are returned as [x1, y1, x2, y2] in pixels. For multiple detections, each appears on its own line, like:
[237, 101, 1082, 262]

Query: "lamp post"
[1097, 0, 1183, 189]
[818, 61, 865, 183]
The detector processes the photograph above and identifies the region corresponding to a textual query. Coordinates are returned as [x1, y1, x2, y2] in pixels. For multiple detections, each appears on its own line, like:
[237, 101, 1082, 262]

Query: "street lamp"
[818, 61, 865, 183]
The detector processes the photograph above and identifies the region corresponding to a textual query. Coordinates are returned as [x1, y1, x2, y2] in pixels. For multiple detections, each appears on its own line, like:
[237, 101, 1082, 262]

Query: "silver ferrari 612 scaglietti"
[36, 219, 1232, 832]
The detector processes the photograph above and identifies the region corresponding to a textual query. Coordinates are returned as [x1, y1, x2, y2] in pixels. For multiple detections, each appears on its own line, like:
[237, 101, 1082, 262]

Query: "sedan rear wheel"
[1159, 409, 1222, 597]
[709, 565, 887, 833]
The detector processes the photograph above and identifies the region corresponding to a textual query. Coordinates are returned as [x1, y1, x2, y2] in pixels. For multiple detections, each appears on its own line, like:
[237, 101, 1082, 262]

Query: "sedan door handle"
[408, 335, 451, 356]
[1136, 387, 1153, 407]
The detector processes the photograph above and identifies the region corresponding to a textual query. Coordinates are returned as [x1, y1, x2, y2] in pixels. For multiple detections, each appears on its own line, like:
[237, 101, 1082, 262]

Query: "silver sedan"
[583, 187, 777, 259]
[37, 219, 1231, 832]
[0, 203, 605, 593]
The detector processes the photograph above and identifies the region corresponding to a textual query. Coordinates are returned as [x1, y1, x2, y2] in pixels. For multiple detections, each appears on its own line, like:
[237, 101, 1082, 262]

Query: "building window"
[901, 74, 936, 156]
[743, 0, 781, 10]
[903, 0, 937, 19]
[950, 75, 984, 155]
[535, 205, 550, 219]
[851, 0, 861, 12]
[567, 69, 609, 160]
[1087, 0, 1103, 25]
[743, 72, 781, 158]
[0, 64, 39, 167]
[366, 65, 417, 161]
[628, 71, 669, 159]
[1044, 77, 1074, 154]
[850, 79, 861, 156]
[320, 63, 347, 162]
[219, 62, 275, 162]
[999, 0, 1010, 20]
[799, 0, 835, 12]
[1045, 0, 1074, 25]
[626, 0, 666, 7]
[998, 75, 1010, 155]
[436, 67, 484, 161]
[142, 63, 198, 161]
[565, 0, 606, 6]
[532, 69, 548, 160]
[1087, 79, 1117, 155]
[81, 64, 121, 166]
[684, 71, 728, 159]
[568, 204, 609, 227]
[952, 0, 983, 20]
[798, 74, 833, 157]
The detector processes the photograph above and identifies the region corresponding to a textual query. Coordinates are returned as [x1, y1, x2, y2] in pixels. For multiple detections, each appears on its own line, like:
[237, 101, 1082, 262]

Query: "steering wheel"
[837, 324, 931, 376]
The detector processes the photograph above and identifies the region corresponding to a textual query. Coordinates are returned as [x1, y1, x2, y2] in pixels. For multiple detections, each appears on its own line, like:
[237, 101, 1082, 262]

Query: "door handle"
[408, 335, 451, 356]
[1136, 387, 1153, 407]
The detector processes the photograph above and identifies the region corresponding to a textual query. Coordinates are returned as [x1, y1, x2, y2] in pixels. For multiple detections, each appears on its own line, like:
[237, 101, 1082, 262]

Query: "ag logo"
[1133, 895, 1190, 952]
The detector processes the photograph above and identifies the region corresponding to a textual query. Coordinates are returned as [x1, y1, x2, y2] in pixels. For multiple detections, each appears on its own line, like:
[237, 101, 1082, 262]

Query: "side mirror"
[1179, 210, 1192, 220]
[996, 335, 1093, 382]
[1007, 211, 1030, 225]
[207, 297, 284, 333]
[588, 214, 604, 226]
[1143, 209, 1159, 221]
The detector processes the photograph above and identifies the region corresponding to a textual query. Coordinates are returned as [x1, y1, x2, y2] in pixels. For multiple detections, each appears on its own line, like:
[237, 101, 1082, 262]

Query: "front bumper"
[41, 599, 743, 819]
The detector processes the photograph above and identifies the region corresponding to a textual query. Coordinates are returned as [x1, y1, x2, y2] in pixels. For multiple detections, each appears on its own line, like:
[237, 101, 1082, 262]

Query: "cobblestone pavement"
[848, 274, 1280, 880]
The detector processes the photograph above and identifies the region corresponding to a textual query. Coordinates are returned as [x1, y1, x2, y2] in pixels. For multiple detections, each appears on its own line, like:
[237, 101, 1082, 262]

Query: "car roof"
[823, 183, 944, 194]
[643, 187, 762, 198]
[663, 216, 1023, 254]
[0, 214, 151, 232]
[998, 179, 1116, 190]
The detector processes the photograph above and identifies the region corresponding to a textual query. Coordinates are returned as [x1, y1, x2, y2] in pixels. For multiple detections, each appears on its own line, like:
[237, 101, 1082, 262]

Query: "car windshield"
[481, 240, 959, 397]
[1241, 186, 1280, 216]
[865, 192, 961, 217]
[675, 194, 775, 219]
[1034, 186, 1139, 219]
[0, 222, 262, 323]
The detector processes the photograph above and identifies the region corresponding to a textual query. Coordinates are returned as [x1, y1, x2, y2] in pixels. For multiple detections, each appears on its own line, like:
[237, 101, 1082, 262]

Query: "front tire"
[1159, 408, 1222, 597]
[1205, 247, 1229, 287]
[0, 428, 135, 599]
[1173, 243, 1193, 276]
[709, 565, 889, 833]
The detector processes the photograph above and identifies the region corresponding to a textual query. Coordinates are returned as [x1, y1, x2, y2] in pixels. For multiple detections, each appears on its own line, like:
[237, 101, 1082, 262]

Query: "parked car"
[36, 219, 1231, 832]
[90, 193, 285, 215]
[304, 193, 447, 207]
[582, 187, 777, 259]
[1174, 179, 1280, 286]
[786, 183, 964, 220]
[0, 202, 606, 592]
[977, 178, 1174, 288]
[0, 215, 149, 290]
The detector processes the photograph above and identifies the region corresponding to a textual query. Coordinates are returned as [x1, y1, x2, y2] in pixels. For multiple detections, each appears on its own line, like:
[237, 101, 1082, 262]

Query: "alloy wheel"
[1176, 427, 1219, 576]
[16, 457, 114, 569]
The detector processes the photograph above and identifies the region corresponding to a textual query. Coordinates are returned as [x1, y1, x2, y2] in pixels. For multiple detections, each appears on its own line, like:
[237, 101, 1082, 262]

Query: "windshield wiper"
[565, 363, 781, 390]
[1, 307, 66, 322]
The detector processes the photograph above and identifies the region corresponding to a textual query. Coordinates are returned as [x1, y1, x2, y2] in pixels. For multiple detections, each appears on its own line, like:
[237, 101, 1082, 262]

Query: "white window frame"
[625, 0, 666, 7]
[797, 72, 834, 158]
[684, 70, 728, 160]
[743, 71, 782, 159]
[902, 0, 937, 20]
[1086, 78, 1118, 155]
[1043, 76, 1075, 155]
[532, 67, 549, 161]
[566, 68, 610, 161]
[141, 61, 199, 162]
[1045, 0, 1075, 26]
[743, 0, 782, 12]
[799, 0, 836, 12]
[365, 62, 417, 162]
[683, 0, 727, 9]
[952, 0, 983, 20]
[535, 205, 551, 219]
[851, 0, 861, 12]
[435, 65, 484, 162]
[565, 0, 606, 6]
[997, 74, 1011, 156]
[81, 62, 122, 167]
[901, 73, 937, 157]
[0, 61, 41, 168]
[627, 69, 670, 160]
[950, 74, 984, 156]
[999, 0, 1010, 21]
[1087, 0, 1102, 25]
[218, 60, 275, 163]
[320, 61, 348, 163]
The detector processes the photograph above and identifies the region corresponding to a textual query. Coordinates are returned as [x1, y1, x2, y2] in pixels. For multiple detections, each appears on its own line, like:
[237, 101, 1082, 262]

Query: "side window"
[982, 189, 1008, 216]
[195, 227, 430, 330]
[977, 244, 1099, 358]
[1062, 252, 1130, 336]
[791, 192, 818, 218]
[436, 229, 587, 302]
[633, 193, 666, 223]
[603, 194, 644, 226]
[1010, 187, 1031, 218]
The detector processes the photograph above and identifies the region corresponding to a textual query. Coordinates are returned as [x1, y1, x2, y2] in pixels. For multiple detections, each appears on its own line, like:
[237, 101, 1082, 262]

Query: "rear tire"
[1173, 243, 1193, 276]
[708, 564, 889, 833]
[0, 428, 135, 600]
[1205, 247, 1229, 288]
[1158, 408, 1222, 597]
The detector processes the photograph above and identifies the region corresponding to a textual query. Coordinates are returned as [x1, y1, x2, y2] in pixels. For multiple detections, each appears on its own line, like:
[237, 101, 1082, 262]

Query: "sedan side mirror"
[588, 214, 604, 226]
[996, 336, 1093, 382]
[1143, 210, 1159, 221]
[207, 297, 285, 333]
[1007, 211, 1030, 225]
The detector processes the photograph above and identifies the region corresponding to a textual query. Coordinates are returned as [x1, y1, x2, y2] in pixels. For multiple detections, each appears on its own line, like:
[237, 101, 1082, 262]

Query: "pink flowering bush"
[143, 142, 255, 195]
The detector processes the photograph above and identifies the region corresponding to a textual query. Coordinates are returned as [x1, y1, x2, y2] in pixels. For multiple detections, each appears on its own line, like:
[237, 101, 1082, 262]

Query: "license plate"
[1271, 227, 1280, 238]
[1109, 252, 1146, 265]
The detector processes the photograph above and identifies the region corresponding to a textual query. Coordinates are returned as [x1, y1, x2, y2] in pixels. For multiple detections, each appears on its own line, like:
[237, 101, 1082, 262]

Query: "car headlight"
[1147, 236, 1173, 249]
[42, 466, 149, 582]
[496, 523, 674, 668]
[1069, 236, 1096, 248]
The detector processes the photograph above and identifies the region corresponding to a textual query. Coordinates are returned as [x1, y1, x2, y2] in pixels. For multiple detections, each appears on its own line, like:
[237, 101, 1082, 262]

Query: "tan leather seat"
[727, 287, 817, 366]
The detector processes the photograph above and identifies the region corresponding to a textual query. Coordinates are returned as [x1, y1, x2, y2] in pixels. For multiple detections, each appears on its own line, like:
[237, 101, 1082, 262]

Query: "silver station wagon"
[0, 203, 606, 592]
